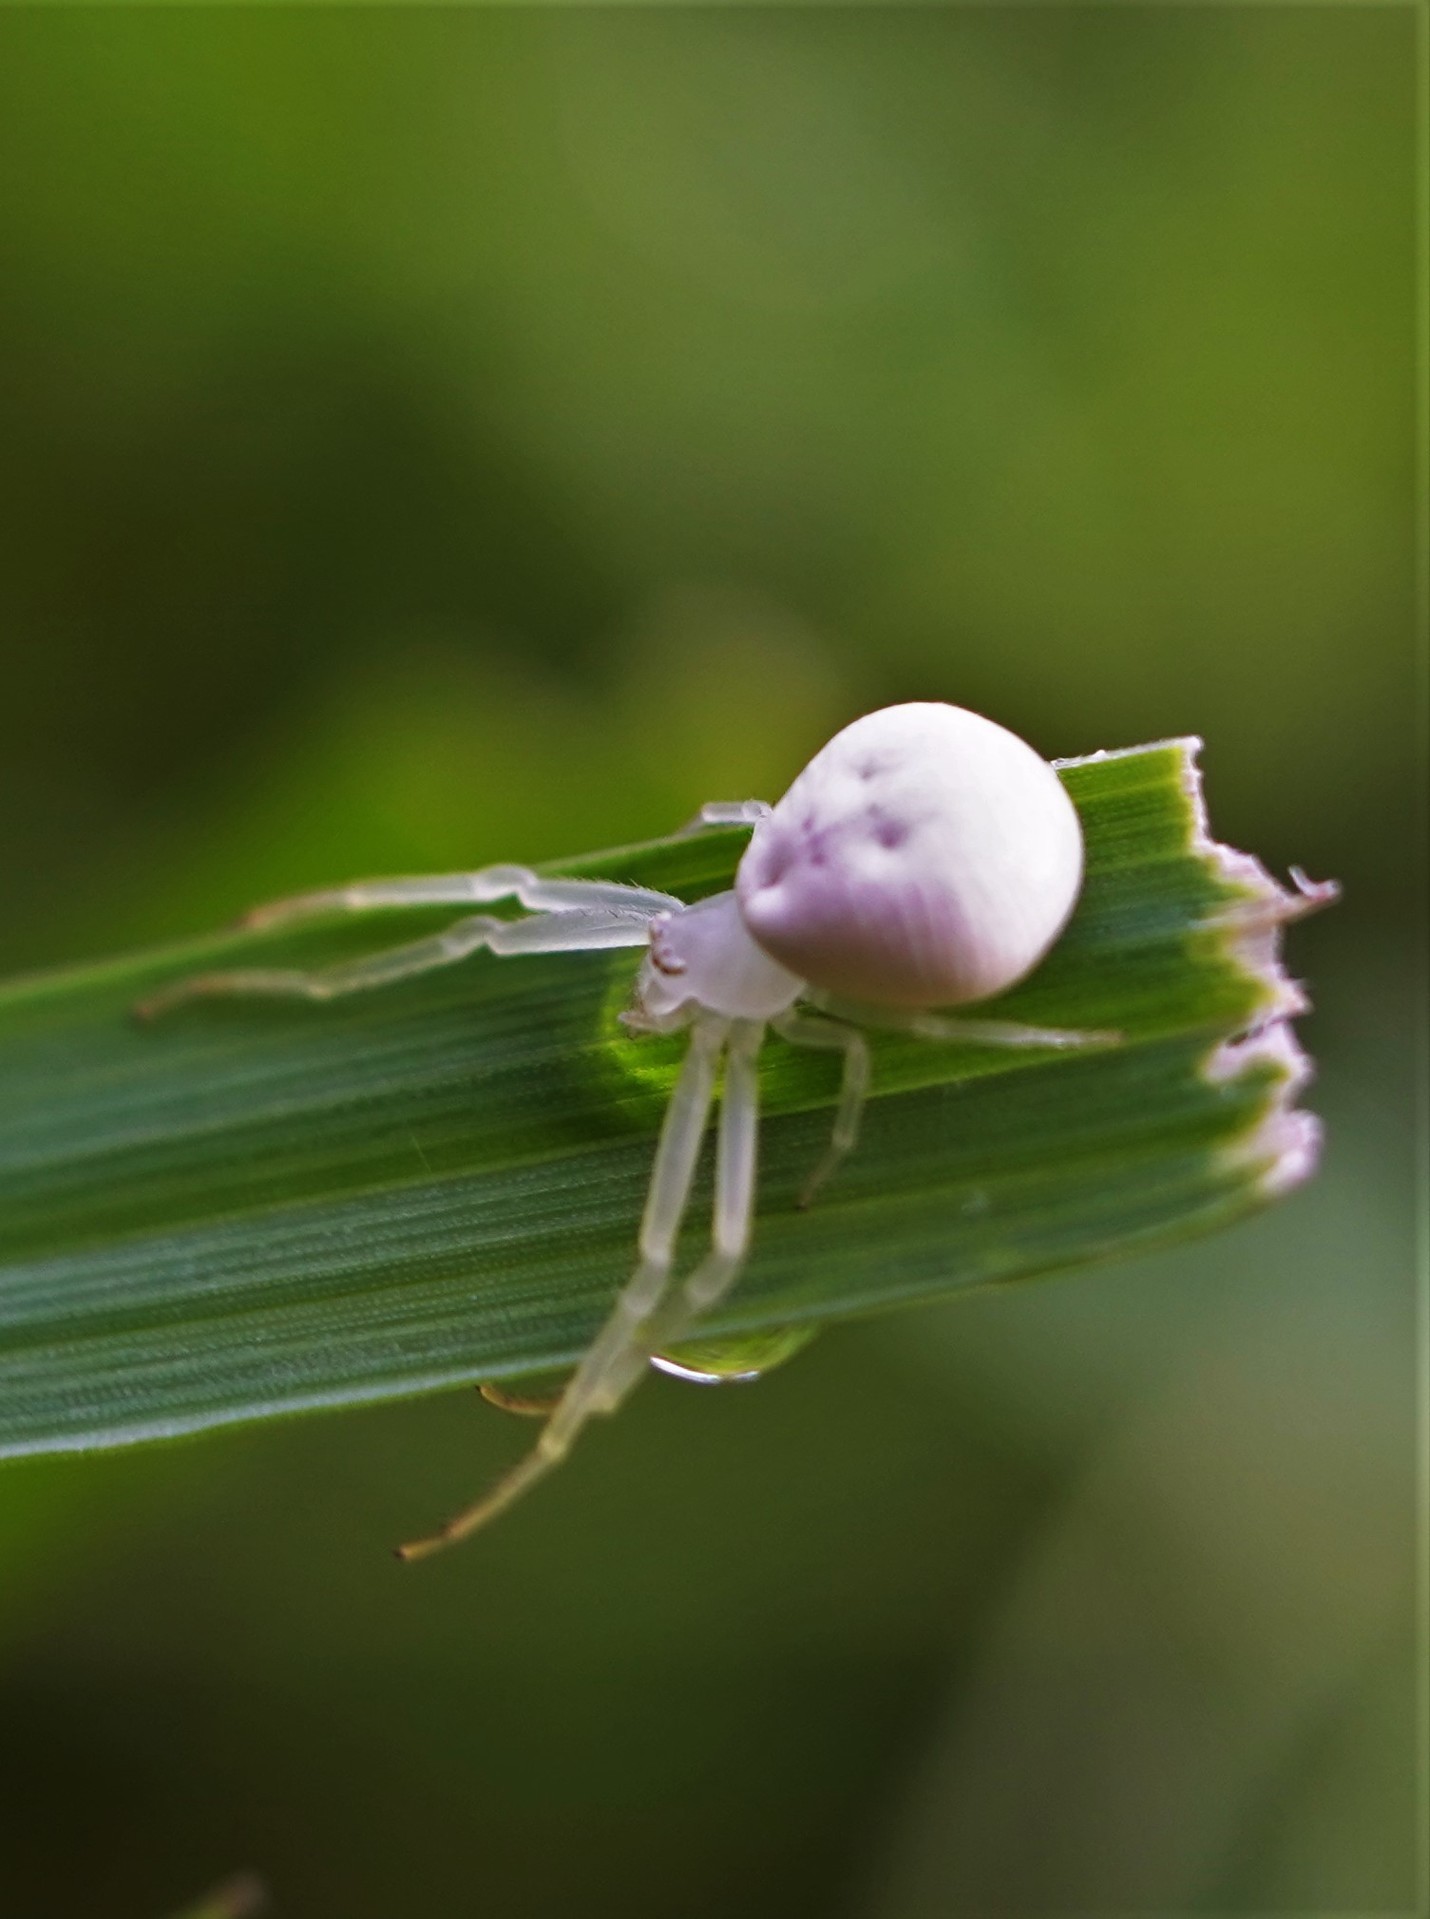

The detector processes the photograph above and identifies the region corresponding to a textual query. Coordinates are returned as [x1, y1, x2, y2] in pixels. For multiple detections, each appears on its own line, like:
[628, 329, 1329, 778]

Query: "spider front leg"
[396, 1017, 732, 1561]
[133, 907, 656, 1020]
[237, 865, 681, 932]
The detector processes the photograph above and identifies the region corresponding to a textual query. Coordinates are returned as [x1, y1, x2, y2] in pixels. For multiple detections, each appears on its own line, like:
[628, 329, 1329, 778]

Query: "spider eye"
[649, 920, 687, 976]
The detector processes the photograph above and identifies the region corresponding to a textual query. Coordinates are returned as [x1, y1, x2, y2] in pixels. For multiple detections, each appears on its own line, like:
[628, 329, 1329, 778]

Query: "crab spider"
[137, 701, 1108, 1558]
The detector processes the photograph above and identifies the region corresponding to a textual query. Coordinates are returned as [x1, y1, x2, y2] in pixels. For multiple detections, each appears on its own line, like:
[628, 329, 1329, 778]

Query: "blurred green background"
[0, 10, 1419, 1916]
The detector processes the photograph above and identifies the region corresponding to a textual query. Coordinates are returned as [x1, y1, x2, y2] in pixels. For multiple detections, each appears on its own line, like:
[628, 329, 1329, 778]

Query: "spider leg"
[239, 864, 680, 933]
[477, 1382, 563, 1418]
[770, 1010, 871, 1209]
[133, 907, 653, 1020]
[806, 993, 1119, 1050]
[648, 1018, 763, 1357]
[676, 800, 773, 835]
[903, 1012, 1120, 1048]
[395, 1017, 729, 1560]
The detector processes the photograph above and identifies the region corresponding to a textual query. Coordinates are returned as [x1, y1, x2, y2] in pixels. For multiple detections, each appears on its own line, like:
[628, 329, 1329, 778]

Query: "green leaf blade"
[0, 739, 1328, 1457]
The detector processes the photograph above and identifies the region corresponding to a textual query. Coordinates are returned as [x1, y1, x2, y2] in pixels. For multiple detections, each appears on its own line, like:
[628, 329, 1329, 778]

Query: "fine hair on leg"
[133, 907, 655, 1021]
[771, 1010, 871, 1209]
[395, 1017, 731, 1561]
[239, 865, 681, 933]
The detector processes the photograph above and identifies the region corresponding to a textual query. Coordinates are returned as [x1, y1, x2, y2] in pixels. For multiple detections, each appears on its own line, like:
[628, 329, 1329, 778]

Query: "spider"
[138, 701, 1108, 1557]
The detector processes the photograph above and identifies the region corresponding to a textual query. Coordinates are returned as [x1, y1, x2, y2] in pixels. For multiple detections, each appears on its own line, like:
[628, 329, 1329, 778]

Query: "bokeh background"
[0, 10, 1420, 1916]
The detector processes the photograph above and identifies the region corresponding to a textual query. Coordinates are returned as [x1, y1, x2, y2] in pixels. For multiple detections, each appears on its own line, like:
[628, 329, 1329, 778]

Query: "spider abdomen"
[735, 702, 1083, 1008]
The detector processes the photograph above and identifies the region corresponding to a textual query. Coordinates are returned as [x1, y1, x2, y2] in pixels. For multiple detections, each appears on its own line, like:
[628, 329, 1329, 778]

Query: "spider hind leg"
[771, 1009, 871, 1209]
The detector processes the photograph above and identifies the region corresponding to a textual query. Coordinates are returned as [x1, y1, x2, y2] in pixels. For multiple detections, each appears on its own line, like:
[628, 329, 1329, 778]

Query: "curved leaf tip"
[1164, 736, 1338, 1199]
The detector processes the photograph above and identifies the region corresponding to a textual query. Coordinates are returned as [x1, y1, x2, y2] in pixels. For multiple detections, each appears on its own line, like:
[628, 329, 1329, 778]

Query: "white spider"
[139, 701, 1106, 1557]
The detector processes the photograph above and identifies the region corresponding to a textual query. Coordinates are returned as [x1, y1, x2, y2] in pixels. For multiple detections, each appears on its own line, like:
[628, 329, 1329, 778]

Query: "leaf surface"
[0, 741, 1325, 1456]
